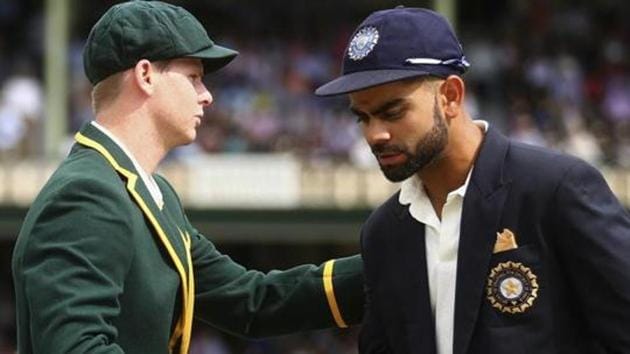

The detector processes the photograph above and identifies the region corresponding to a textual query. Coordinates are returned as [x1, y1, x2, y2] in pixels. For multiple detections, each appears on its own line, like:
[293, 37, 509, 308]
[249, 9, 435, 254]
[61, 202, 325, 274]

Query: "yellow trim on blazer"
[75, 132, 194, 354]
[180, 229, 195, 352]
[323, 260, 348, 328]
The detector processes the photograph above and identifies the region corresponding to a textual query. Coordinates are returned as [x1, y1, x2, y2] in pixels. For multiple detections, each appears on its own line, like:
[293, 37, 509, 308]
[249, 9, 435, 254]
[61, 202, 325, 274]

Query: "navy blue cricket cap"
[315, 7, 470, 96]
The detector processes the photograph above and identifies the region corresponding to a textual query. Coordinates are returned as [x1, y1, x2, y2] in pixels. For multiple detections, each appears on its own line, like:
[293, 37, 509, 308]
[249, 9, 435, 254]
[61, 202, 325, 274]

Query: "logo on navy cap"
[348, 26, 379, 61]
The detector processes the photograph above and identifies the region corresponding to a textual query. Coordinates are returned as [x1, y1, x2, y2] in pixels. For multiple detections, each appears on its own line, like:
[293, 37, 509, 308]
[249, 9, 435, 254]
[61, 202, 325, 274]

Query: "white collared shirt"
[91, 121, 164, 209]
[398, 120, 488, 354]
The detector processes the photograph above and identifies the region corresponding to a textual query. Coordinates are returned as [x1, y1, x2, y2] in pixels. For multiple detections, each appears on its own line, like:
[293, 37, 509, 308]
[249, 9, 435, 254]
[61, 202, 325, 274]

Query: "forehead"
[349, 78, 433, 111]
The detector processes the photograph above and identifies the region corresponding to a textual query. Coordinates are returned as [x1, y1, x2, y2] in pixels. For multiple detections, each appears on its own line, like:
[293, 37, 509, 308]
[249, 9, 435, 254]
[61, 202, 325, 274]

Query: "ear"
[132, 59, 156, 96]
[439, 75, 465, 119]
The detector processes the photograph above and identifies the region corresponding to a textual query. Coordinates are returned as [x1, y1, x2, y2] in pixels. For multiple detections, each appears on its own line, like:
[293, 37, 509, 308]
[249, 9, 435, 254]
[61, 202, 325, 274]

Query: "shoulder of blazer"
[503, 140, 588, 192]
[473, 127, 589, 194]
[23, 148, 137, 242]
[43, 146, 131, 203]
[507, 140, 582, 173]
[365, 191, 403, 225]
[362, 191, 405, 245]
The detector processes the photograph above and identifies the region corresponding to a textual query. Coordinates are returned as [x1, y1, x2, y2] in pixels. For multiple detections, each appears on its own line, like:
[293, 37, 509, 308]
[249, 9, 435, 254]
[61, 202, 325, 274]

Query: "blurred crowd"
[0, 1, 628, 168]
[0, 0, 629, 352]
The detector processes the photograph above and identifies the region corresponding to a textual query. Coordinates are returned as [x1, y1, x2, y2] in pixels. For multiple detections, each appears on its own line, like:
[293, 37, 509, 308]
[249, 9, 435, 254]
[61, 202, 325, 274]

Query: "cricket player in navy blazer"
[316, 6, 630, 354]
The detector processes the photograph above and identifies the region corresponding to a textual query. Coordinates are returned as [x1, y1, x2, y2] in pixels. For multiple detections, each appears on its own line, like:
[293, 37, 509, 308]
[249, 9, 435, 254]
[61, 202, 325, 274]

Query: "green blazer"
[12, 123, 364, 354]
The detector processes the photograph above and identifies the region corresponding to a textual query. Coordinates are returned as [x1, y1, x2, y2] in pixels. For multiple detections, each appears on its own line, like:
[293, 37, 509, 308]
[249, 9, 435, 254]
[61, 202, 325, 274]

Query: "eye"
[188, 74, 201, 82]
[381, 109, 404, 121]
[355, 114, 369, 124]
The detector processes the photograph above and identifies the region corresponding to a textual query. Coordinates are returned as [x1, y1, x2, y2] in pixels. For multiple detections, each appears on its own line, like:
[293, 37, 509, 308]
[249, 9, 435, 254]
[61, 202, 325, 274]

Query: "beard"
[371, 97, 448, 182]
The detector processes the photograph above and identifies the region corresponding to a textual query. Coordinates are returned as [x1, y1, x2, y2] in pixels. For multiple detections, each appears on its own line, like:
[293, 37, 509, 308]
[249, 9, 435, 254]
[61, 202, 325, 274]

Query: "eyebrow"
[349, 98, 408, 117]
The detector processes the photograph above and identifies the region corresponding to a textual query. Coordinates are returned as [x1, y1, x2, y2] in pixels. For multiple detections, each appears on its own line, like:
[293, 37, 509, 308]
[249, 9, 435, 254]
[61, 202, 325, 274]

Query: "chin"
[173, 133, 196, 148]
[186, 129, 197, 143]
[380, 167, 415, 182]
[380, 161, 421, 182]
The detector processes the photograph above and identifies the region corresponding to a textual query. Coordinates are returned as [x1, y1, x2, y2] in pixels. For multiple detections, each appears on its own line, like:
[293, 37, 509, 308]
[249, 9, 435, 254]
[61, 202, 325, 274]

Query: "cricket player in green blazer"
[11, 2, 364, 353]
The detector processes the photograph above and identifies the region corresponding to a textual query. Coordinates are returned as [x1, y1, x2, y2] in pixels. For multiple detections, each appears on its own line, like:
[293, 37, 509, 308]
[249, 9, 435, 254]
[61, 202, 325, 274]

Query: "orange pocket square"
[493, 228, 518, 253]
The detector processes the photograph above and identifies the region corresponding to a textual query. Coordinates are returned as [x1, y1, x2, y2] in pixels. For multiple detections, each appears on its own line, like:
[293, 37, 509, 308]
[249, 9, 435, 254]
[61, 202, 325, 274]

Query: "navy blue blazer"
[359, 127, 630, 354]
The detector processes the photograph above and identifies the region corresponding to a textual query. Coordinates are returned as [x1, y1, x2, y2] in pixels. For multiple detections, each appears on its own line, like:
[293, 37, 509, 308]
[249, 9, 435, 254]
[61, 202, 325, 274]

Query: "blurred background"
[0, 0, 629, 352]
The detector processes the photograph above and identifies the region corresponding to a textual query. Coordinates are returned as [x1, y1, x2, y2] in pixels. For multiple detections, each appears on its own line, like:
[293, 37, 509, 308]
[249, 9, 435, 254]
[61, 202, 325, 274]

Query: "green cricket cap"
[83, 0, 238, 85]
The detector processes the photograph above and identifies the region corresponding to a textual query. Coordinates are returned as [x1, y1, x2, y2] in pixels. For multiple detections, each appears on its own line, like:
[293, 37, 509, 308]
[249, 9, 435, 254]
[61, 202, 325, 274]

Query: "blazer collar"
[469, 126, 511, 197]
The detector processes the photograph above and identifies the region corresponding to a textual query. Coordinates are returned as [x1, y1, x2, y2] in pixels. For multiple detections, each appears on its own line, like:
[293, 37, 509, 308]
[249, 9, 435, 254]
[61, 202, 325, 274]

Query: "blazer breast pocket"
[490, 244, 539, 265]
[481, 244, 546, 329]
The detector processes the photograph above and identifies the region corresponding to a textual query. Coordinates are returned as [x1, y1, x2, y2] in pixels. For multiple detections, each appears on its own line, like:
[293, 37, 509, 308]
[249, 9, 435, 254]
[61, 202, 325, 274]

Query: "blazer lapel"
[453, 127, 512, 354]
[393, 202, 437, 353]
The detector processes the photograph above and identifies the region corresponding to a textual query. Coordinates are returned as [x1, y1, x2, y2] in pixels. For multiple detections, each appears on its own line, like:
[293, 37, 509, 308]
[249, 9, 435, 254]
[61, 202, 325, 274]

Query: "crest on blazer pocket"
[486, 261, 539, 314]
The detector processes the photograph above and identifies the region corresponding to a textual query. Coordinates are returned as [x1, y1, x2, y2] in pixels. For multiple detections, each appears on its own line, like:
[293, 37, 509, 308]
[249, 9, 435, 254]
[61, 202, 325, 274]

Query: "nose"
[363, 120, 391, 146]
[198, 84, 213, 107]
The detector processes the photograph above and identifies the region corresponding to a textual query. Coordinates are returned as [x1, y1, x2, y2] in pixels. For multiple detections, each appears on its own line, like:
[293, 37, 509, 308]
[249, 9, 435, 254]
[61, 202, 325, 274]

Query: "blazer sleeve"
[553, 160, 630, 350]
[187, 223, 364, 338]
[13, 179, 133, 354]
[153, 174, 365, 337]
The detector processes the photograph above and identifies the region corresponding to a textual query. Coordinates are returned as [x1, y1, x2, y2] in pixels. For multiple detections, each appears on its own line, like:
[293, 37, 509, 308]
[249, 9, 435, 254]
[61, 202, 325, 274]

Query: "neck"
[418, 119, 484, 214]
[95, 110, 167, 174]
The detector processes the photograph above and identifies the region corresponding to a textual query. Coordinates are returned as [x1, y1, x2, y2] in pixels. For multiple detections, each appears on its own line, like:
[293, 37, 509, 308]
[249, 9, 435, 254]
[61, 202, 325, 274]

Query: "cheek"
[405, 111, 434, 135]
[177, 81, 196, 98]
[360, 125, 369, 139]
[395, 122, 430, 151]
[167, 78, 196, 99]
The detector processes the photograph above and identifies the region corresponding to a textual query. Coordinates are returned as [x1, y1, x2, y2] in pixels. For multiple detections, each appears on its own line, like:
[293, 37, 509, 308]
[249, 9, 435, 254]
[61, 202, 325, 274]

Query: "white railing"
[0, 156, 628, 209]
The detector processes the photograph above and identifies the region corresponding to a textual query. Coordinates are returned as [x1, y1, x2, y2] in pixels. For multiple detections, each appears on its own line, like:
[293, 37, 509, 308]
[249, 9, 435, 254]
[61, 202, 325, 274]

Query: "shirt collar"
[475, 119, 489, 133]
[90, 121, 164, 208]
[91, 121, 139, 169]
